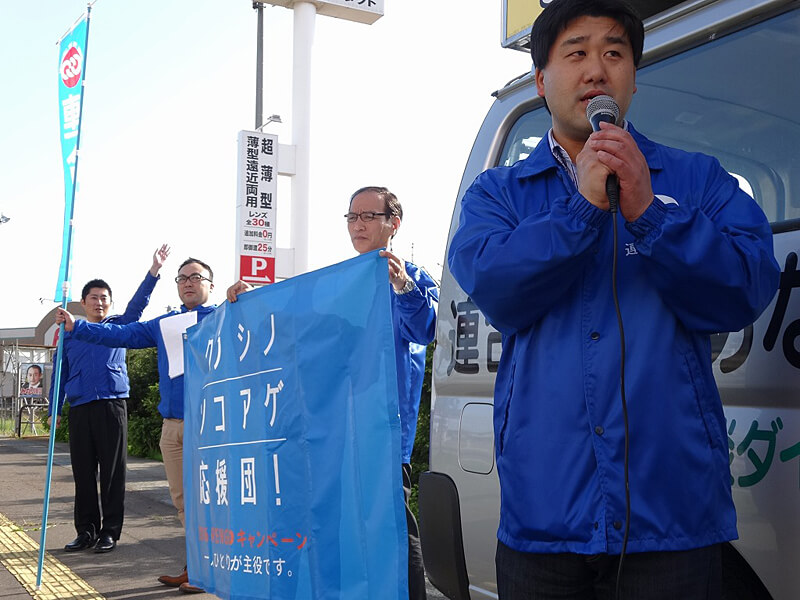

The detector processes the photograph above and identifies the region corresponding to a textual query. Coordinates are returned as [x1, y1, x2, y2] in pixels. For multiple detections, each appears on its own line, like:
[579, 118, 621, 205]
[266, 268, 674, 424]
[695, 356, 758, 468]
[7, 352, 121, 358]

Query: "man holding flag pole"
[38, 3, 93, 589]
[48, 245, 170, 555]
[55, 257, 217, 595]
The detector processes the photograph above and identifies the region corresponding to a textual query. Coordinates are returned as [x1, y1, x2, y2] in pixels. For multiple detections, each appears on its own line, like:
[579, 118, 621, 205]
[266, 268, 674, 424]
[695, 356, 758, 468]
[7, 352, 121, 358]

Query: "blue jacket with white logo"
[448, 124, 779, 554]
[70, 304, 216, 420]
[392, 261, 438, 464]
[50, 272, 159, 415]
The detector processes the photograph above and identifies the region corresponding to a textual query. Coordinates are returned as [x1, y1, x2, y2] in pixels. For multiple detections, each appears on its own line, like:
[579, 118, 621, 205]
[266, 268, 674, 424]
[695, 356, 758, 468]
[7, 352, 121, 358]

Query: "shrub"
[41, 402, 70, 442]
[126, 348, 159, 417]
[409, 340, 435, 519]
[55, 403, 70, 442]
[126, 348, 162, 460]
[127, 383, 162, 460]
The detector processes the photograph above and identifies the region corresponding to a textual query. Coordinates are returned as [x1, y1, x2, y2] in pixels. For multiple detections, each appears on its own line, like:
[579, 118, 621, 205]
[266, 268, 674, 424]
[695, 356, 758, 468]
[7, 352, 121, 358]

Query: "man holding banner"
[229, 186, 438, 599]
[346, 186, 438, 600]
[56, 257, 216, 593]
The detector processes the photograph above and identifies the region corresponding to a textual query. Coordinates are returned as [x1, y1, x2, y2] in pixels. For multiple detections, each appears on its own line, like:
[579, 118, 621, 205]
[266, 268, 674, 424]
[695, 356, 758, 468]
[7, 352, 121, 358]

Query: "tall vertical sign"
[54, 13, 89, 302]
[236, 131, 279, 285]
[43, 9, 92, 587]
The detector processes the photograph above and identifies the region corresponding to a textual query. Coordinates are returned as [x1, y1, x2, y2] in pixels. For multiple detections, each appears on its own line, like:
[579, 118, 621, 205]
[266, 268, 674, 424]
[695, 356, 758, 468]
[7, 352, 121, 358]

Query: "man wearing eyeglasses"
[349, 186, 440, 600]
[228, 185, 438, 599]
[56, 257, 216, 594]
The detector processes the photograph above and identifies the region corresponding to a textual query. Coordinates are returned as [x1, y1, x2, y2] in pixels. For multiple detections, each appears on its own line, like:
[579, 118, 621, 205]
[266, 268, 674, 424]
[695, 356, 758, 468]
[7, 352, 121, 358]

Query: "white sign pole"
[290, 1, 315, 276]
[254, 0, 383, 277]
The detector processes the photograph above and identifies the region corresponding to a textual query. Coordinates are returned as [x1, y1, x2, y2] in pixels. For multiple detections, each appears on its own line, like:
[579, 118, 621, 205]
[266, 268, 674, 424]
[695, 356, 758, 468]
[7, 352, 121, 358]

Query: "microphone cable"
[607, 176, 631, 600]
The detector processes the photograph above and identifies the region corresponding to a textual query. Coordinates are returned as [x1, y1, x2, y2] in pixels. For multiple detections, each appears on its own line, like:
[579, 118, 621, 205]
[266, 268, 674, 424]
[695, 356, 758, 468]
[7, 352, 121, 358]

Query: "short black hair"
[349, 186, 403, 221]
[81, 279, 112, 301]
[530, 0, 644, 69]
[178, 258, 214, 282]
[26, 365, 42, 375]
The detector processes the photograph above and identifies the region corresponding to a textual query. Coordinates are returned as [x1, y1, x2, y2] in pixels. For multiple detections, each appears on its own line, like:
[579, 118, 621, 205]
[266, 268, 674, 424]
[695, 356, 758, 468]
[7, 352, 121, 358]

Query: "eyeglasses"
[344, 211, 388, 223]
[175, 273, 212, 284]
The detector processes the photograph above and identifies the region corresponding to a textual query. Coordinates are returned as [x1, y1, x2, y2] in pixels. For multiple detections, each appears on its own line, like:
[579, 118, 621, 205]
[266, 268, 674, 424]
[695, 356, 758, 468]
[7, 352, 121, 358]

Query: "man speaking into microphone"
[447, 0, 779, 598]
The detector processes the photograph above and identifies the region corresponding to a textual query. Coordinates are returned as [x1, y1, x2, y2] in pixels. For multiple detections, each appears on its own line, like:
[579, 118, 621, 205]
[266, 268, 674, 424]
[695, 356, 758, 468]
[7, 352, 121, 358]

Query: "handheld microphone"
[586, 95, 620, 212]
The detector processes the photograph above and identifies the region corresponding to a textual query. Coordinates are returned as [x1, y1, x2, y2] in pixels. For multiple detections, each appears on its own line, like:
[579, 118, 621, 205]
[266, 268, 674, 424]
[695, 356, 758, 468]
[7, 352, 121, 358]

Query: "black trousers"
[496, 540, 722, 600]
[68, 398, 127, 540]
[403, 463, 427, 600]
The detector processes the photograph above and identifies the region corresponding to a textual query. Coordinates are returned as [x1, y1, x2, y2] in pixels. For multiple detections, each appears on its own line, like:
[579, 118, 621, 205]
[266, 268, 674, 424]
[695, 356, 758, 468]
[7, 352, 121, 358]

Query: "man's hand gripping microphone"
[586, 95, 621, 213]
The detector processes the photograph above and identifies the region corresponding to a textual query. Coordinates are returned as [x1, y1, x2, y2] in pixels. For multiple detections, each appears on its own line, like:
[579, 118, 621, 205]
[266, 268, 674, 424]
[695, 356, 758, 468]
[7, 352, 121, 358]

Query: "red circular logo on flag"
[60, 43, 83, 88]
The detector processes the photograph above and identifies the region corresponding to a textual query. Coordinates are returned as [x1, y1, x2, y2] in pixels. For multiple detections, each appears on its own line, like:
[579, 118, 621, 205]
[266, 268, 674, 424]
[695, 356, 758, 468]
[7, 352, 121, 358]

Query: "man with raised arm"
[56, 256, 215, 594]
[50, 244, 170, 554]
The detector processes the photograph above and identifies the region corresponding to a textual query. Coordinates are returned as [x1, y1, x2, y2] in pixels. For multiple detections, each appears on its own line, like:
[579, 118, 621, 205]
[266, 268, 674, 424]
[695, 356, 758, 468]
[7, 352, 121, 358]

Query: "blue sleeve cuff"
[625, 196, 669, 243]
[567, 192, 609, 230]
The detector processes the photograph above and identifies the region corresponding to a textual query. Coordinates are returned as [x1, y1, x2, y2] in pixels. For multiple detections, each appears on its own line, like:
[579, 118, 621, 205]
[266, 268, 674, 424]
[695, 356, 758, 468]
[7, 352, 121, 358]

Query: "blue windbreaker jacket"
[448, 124, 780, 554]
[49, 272, 159, 415]
[392, 261, 438, 464]
[70, 303, 216, 420]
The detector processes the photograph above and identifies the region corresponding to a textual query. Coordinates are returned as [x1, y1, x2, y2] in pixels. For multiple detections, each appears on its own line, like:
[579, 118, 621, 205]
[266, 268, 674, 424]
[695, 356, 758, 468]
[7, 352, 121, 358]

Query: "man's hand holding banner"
[183, 251, 408, 599]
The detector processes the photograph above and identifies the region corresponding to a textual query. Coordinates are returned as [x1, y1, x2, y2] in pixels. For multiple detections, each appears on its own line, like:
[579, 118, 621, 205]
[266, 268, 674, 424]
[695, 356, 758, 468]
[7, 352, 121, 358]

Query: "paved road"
[0, 436, 446, 599]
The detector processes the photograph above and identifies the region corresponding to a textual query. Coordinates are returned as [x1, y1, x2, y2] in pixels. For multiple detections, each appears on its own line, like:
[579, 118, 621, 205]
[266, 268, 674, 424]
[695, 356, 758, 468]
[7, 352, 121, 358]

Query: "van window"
[500, 111, 551, 166]
[498, 8, 800, 226]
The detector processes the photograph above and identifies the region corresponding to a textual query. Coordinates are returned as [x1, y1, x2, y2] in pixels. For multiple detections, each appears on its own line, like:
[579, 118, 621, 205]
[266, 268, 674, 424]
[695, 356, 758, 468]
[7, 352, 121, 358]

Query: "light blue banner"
[183, 251, 407, 599]
[54, 13, 89, 302]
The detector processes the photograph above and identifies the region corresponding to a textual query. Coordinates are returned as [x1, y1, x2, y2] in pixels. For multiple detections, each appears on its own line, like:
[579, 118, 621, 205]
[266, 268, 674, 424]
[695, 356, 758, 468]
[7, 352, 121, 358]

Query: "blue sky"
[0, 0, 530, 328]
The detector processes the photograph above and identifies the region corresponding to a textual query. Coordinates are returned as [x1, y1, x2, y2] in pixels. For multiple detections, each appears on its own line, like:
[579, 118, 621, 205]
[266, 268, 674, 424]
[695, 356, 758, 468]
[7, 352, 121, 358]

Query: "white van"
[420, 1, 800, 599]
